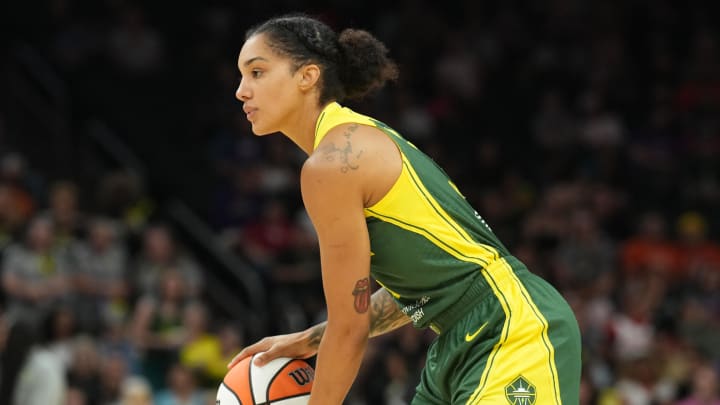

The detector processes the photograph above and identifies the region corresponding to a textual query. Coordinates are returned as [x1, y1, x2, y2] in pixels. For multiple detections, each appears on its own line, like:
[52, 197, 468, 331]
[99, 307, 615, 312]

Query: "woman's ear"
[297, 64, 321, 91]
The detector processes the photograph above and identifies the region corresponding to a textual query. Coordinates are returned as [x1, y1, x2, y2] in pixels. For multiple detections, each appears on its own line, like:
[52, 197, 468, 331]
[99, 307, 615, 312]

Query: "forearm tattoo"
[369, 288, 410, 337]
[307, 322, 326, 350]
[307, 288, 409, 349]
[319, 124, 363, 173]
[352, 277, 371, 313]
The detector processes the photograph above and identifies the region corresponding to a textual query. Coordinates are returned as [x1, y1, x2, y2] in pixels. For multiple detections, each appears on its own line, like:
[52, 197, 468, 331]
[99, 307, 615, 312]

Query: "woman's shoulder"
[308, 123, 392, 174]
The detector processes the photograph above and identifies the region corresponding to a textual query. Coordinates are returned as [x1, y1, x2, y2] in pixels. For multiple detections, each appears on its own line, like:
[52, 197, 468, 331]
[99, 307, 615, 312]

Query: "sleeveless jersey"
[313, 102, 511, 329]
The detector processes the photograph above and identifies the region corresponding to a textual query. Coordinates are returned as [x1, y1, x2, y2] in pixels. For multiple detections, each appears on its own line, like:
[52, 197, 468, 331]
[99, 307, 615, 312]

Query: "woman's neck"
[282, 100, 333, 156]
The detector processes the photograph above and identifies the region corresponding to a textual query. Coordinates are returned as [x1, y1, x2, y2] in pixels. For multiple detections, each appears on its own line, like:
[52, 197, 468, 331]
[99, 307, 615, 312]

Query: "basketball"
[217, 354, 315, 404]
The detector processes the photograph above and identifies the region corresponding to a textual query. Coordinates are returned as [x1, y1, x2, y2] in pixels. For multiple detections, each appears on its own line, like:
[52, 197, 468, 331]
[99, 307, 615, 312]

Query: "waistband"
[428, 256, 528, 334]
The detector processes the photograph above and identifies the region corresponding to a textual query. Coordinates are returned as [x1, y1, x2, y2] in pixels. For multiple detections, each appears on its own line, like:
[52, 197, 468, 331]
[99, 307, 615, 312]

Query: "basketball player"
[228, 14, 581, 405]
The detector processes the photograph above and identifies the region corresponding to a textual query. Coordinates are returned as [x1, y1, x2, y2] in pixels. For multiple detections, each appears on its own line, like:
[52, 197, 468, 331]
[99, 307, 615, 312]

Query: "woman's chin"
[251, 125, 276, 136]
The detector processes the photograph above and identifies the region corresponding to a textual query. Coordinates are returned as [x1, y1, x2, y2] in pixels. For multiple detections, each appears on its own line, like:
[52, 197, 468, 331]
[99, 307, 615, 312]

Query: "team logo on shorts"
[505, 376, 536, 405]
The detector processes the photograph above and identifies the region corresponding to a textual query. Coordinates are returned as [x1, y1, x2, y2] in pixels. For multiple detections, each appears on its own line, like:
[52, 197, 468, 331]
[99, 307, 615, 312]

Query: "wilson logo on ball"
[288, 367, 315, 386]
[218, 355, 314, 404]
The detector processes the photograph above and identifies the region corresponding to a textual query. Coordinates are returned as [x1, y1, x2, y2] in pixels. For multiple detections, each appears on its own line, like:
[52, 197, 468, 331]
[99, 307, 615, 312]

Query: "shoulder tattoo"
[319, 124, 363, 173]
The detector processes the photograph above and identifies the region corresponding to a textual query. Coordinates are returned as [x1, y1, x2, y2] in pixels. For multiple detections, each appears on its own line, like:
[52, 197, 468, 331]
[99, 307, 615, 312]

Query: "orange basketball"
[217, 354, 314, 404]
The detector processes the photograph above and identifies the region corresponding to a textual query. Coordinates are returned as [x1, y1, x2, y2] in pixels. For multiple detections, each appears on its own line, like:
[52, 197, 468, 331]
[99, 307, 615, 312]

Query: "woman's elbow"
[325, 318, 369, 346]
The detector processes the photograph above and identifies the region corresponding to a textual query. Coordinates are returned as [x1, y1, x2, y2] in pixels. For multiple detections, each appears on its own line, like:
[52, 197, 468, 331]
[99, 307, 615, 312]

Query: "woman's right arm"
[228, 287, 409, 368]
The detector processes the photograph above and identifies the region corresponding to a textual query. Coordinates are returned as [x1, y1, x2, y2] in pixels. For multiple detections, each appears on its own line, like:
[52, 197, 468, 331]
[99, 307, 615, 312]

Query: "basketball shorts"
[412, 257, 581, 405]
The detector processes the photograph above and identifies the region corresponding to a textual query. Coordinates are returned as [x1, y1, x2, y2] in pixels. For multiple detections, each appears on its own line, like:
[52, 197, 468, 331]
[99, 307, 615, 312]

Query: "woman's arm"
[299, 130, 371, 405]
[227, 286, 409, 368]
[301, 287, 410, 349]
[227, 124, 408, 405]
[300, 123, 406, 405]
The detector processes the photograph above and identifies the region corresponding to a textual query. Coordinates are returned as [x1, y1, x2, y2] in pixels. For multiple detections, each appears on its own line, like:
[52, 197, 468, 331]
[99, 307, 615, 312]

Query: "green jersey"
[314, 102, 510, 330]
[314, 103, 581, 405]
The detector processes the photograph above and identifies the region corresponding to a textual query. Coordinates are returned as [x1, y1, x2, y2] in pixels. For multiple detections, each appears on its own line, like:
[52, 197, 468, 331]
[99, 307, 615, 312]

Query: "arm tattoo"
[306, 288, 409, 347]
[307, 322, 326, 350]
[352, 277, 370, 313]
[319, 124, 363, 173]
[369, 288, 411, 337]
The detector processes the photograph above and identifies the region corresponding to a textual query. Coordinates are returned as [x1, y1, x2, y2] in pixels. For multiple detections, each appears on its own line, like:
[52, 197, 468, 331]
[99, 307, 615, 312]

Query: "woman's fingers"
[227, 337, 274, 368]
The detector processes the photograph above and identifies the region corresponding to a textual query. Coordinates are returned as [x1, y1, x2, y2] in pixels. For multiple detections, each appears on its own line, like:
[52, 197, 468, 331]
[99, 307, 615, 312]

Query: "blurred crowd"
[2, 0, 720, 404]
[0, 168, 245, 404]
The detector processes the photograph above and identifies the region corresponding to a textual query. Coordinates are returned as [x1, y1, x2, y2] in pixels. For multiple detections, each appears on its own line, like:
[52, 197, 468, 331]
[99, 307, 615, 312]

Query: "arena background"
[1, 0, 720, 404]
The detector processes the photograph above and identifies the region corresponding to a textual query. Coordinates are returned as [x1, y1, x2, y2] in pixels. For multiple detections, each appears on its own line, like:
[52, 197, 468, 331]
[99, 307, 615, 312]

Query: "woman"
[229, 14, 581, 405]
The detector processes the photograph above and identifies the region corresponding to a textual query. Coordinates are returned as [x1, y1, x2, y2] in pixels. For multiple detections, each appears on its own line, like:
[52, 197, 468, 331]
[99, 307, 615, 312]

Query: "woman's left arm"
[300, 125, 376, 405]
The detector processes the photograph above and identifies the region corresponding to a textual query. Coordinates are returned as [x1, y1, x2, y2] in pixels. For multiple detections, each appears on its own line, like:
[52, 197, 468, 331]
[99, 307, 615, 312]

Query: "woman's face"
[236, 34, 303, 135]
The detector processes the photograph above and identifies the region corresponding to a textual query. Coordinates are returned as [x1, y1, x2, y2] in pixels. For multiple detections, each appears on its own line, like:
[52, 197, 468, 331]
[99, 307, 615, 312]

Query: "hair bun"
[337, 29, 399, 100]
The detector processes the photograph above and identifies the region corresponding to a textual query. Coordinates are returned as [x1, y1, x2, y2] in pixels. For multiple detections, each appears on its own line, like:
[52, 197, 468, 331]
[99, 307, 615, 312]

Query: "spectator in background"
[134, 223, 203, 299]
[40, 180, 86, 247]
[553, 207, 616, 291]
[98, 315, 142, 376]
[578, 91, 626, 150]
[2, 216, 70, 322]
[608, 279, 660, 363]
[94, 171, 154, 234]
[677, 297, 720, 362]
[72, 217, 129, 334]
[153, 362, 207, 405]
[217, 323, 244, 374]
[114, 376, 153, 405]
[131, 270, 194, 391]
[179, 302, 225, 388]
[608, 355, 673, 405]
[66, 335, 102, 405]
[95, 352, 131, 405]
[235, 198, 297, 269]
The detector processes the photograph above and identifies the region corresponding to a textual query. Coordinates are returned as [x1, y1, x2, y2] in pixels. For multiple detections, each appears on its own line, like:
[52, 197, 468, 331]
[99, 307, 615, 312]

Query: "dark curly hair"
[246, 14, 398, 105]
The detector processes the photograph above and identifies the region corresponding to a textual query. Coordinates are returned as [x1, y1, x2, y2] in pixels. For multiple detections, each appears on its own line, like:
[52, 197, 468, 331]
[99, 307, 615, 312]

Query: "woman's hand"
[227, 323, 326, 368]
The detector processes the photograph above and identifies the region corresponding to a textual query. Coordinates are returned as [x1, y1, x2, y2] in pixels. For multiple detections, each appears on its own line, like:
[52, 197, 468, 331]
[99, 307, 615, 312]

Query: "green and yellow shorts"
[413, 257, 581, 405]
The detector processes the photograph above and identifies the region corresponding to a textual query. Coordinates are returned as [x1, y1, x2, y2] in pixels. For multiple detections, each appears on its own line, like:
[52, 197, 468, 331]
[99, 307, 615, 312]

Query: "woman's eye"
[252, 70, 263, 78]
